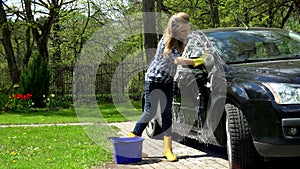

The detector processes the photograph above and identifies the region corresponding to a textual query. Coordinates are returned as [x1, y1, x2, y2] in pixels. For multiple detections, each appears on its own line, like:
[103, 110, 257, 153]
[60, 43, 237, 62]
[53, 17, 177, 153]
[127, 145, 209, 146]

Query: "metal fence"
[0, 62, 146, 102]
[56, 60, 146, 102]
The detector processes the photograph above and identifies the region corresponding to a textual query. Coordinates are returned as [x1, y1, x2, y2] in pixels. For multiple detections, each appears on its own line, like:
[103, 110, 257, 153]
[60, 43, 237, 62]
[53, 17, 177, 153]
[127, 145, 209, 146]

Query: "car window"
[182, 31, 209, 59]
[204, 30, 300, 64]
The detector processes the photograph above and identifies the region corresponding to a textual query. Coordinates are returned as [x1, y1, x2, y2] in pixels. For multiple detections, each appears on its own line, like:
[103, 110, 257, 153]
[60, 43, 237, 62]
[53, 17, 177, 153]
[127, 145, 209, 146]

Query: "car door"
[173, 65, 208, 133]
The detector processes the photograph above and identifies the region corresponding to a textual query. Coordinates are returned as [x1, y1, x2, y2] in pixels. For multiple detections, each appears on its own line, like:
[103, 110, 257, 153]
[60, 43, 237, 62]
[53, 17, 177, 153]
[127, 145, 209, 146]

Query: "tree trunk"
[267, 0, 275, 27]
[24, 0, 59, 65]
[294, 0, 300, 24]
[207, 0, 220, 28]
[157, 0, 163, 40]
[22, 27, 33, 70]
[0, 0, 20, 84]
[52, 22, 64, 95]
[142, 0, 158, 64]
[281, 2, 294, 28]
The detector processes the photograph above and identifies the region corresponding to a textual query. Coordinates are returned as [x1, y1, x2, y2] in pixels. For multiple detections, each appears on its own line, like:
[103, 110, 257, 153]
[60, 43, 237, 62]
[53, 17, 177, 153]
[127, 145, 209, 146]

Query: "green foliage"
[129, 73, 144, 97]
[0, 89, 9, 110]
[162, 0, 299, 30]
[1, 0, 300, 100]
[43, 94, 72, 109]
[19, 54, 50, 108]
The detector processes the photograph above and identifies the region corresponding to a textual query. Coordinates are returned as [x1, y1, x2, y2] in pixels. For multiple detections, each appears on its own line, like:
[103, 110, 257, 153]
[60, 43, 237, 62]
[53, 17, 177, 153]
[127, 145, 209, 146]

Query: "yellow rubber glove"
[193, 57, 204, 67]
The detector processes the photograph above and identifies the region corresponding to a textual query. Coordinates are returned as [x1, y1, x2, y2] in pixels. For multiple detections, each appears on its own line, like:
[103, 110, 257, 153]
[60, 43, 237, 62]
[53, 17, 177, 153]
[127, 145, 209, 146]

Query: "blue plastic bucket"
[110, 137, 145, 164]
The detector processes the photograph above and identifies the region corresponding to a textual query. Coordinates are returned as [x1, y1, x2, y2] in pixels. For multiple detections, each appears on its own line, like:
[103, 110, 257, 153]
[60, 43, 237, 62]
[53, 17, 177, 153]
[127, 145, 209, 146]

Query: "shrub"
[43, 94, 72, 109]
[0, 89, 9, 110]
[19, 54, 50, 107]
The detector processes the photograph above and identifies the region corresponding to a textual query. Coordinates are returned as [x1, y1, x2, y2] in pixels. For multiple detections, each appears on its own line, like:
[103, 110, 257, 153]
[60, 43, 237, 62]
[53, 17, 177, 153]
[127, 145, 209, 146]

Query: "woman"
[129, 12, 205, 162]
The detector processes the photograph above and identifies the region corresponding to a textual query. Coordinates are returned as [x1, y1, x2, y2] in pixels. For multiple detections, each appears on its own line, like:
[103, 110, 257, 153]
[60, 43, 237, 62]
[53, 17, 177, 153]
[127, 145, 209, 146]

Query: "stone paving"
[105, 121, 229, 169]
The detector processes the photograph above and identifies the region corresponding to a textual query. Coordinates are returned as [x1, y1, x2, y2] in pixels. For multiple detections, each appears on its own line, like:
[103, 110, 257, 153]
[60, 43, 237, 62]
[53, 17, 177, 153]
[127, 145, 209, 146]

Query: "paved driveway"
[103, 121, 229, 169]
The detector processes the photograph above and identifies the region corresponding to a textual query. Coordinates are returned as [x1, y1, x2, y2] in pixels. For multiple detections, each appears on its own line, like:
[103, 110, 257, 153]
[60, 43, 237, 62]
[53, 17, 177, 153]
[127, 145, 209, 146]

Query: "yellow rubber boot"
[164, 136, 177, 162]
[128, 131, 137, 137]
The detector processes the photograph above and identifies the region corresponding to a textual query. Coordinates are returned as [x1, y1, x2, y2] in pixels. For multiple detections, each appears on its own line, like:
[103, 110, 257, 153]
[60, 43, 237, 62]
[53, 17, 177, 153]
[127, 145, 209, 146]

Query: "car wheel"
[225, 103, 264, 169]
[145, 118, 162, 138]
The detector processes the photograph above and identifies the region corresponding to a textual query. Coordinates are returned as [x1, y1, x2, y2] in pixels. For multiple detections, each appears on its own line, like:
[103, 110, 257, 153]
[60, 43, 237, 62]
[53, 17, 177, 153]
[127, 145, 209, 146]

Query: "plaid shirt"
[145, 37, 181, 83]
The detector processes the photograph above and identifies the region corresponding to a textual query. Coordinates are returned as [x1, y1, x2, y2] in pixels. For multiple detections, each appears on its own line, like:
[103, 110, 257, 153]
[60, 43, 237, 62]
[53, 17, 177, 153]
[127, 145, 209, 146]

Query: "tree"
[0, 0, 75, 86]
[0, 0, 20, 84]
[207, 0, 220, 28]
[2, 0, 300, 98]
[23, 0, 76, 64]
[142, 0, 158, 64]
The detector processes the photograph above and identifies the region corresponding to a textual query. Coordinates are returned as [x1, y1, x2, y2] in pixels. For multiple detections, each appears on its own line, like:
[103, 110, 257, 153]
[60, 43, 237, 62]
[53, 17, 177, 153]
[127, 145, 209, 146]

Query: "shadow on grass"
[0, 102, 142, 124]
[0, 108, 76, 117]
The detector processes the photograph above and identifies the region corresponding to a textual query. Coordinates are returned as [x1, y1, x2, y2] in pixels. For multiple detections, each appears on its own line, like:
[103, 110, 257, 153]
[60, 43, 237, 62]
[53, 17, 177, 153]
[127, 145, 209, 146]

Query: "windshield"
[204, 29, 300, 64]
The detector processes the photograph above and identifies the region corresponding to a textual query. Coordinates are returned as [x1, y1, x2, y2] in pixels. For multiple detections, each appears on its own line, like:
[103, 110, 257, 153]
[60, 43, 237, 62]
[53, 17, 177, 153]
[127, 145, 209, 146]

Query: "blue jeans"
[133, 81, 173, 136]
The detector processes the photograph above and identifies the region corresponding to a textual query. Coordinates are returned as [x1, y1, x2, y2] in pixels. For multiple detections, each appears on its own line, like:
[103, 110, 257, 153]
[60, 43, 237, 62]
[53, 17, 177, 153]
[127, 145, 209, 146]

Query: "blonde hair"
[163, 12, 190, 57]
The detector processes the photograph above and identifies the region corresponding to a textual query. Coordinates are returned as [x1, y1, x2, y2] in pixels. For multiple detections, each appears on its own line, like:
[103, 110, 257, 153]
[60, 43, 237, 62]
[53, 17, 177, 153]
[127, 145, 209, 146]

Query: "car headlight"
[263, 83, 300, 104]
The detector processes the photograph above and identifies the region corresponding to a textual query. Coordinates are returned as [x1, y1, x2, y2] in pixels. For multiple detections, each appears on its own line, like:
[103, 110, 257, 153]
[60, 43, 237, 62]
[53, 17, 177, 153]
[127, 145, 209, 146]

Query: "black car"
[145, 27, 300, 169]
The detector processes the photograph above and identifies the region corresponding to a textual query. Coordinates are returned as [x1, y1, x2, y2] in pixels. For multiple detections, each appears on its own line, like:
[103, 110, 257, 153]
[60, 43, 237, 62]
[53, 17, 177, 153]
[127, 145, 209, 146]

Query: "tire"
[146, 118, 162, 138]
[225, 103, 264, 169]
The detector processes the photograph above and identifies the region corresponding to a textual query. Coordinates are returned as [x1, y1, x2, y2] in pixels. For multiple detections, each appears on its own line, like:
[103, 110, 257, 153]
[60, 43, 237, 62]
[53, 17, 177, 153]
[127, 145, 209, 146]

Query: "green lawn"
[0, 125, 112, 169]
[0, 101, 142, 124]
[0, 101, 142, 169]
[0, 108, 78, 124]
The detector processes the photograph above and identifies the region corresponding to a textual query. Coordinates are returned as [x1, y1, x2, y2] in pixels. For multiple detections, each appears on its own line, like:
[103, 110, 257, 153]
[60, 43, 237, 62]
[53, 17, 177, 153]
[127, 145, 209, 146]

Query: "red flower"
[16, 94, 23, 99]
[11, 94, 21, 99]
[10, 93, 32, 100]
[23, 94, 32, 100]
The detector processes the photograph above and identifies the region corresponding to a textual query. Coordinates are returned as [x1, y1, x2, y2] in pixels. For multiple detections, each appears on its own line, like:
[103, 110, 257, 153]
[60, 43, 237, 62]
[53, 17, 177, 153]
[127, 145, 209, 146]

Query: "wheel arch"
[211, 82, 253, 146]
